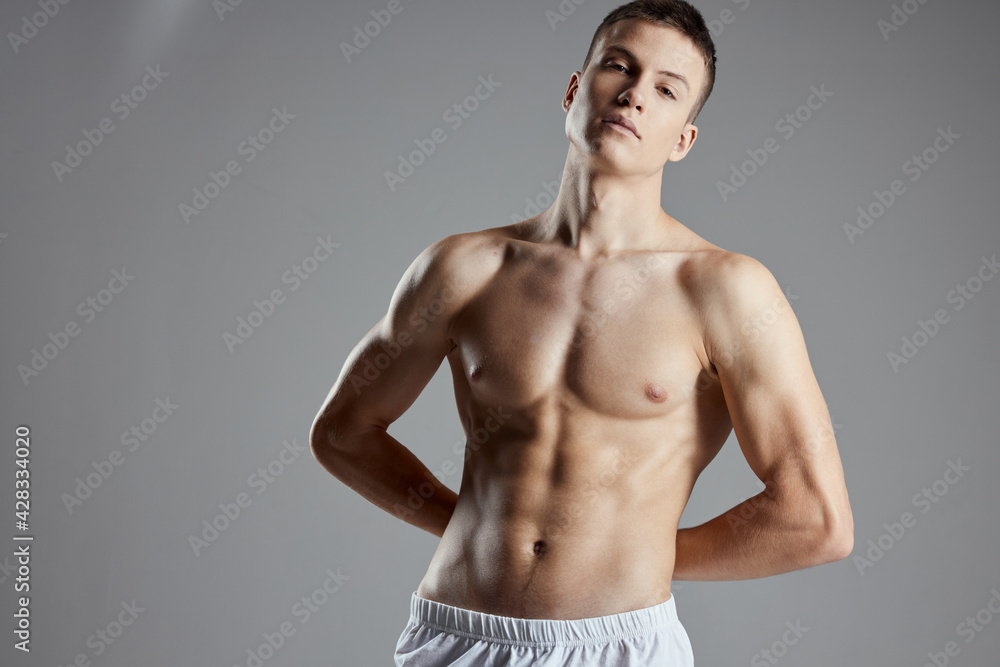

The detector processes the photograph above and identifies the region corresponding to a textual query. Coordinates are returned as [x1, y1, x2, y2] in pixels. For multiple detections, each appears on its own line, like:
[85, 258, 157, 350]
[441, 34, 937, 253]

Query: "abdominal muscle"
[412, 230, 732, 619]
[415, 405, 707, 620]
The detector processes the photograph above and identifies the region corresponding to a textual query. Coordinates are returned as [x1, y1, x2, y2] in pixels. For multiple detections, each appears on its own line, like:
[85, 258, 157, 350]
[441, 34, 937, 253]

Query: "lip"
[602, 114, 639, 138]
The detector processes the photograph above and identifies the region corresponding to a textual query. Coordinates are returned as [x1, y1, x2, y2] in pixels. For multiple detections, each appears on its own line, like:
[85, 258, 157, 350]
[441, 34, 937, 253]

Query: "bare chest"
[449, 249, 709, 419]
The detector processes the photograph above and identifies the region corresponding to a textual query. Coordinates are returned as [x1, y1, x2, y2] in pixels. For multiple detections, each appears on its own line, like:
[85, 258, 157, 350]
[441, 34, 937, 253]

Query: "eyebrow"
[601, 45, 690, 92]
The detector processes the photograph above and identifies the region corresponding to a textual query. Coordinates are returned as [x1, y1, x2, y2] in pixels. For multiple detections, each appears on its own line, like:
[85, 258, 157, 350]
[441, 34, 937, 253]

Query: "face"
[563, 19, 705, 174]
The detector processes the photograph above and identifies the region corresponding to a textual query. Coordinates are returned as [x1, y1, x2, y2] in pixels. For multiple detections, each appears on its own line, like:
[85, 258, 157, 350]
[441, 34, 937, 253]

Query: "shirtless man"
[311, 1, 854, 664]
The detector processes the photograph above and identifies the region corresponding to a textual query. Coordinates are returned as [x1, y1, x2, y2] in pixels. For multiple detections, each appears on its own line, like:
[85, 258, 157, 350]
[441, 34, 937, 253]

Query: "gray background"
[2, 0, 998, 665]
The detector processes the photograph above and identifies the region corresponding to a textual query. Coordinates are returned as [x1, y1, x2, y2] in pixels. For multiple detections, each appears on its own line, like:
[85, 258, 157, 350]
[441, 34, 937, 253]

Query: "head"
[583, 1, 717, 126]
[562, 0, 717, 173]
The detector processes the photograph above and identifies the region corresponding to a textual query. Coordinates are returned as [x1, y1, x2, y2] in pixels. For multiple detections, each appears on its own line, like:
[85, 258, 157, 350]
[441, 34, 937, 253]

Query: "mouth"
[602, 115, 638, 138]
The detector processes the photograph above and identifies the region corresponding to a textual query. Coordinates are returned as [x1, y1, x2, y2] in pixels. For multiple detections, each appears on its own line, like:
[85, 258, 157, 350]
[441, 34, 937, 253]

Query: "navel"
[644, 382, 668, 403]
[532, 540, 547, 556]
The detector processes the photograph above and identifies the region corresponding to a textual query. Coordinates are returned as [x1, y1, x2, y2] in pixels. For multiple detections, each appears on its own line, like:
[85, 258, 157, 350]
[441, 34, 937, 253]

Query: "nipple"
[644, 382, 668, 403]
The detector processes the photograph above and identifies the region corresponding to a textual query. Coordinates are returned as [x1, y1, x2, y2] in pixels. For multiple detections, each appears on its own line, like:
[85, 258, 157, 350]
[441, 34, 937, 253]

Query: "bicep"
[706, 256, 843, 501]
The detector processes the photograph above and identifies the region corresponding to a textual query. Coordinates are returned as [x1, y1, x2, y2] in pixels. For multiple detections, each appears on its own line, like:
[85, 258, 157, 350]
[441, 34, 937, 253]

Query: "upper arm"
[310, 234, 475, 446]
[701, 253, 853, 545]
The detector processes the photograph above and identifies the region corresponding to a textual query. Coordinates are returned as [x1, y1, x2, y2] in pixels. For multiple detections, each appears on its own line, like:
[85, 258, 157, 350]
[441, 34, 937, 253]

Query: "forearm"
[672, 484, 839, 581]
[312, 423, 457, 538]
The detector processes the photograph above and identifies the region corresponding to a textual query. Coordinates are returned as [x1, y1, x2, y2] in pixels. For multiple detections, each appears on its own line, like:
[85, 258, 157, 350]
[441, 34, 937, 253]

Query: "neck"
[527, 150, 676, 260]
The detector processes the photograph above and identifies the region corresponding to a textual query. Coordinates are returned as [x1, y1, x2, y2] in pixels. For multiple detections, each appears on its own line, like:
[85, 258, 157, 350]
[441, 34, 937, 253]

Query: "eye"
[660, 88, 675, 99]
[606, 61, 628, 73]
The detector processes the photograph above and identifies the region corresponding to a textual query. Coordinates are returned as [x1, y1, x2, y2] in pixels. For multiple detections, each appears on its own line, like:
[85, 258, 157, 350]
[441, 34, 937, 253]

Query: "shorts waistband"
[408, 591, 680, 648]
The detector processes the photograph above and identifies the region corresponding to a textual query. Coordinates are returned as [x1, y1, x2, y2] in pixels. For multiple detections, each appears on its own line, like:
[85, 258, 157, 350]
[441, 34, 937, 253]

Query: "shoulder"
[685, 250, 780, 303]
[420, 225, 512, 266]
[381, 227, 511, 347]
[656, 220, 752, 296]
[394, 225, 514, 313]
[681, 250, 792, 362]
[411, 225, 514, 288]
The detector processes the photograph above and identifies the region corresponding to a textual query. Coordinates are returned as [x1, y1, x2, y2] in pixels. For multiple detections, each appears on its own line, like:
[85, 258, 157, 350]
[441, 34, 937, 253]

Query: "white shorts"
[394, 591, 695, 666]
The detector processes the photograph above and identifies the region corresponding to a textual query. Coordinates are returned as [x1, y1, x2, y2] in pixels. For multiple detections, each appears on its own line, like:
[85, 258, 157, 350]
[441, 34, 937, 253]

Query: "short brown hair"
[582, 0, 717, 124]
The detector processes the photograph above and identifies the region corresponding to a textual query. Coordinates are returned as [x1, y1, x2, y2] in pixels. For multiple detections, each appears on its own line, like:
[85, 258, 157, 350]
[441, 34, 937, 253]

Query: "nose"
[618, 87, 642, 112]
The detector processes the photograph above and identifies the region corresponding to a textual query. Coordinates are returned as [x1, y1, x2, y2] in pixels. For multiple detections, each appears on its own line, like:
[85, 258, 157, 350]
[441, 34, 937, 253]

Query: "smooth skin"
[310, 19, 854, 620]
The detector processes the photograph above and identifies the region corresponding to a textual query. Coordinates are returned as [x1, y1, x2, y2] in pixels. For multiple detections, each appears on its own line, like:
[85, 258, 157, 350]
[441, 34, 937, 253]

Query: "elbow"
[815, 506, 855, 563]
[819, 527, 854, 563]
[309, 415, 353, 482]
[309, 413, 342, 461]
[310, 411, 373, 461]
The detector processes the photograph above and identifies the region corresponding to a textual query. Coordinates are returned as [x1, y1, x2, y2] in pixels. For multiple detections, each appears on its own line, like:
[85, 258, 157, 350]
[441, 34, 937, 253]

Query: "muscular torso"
[415, 221, 735, 619]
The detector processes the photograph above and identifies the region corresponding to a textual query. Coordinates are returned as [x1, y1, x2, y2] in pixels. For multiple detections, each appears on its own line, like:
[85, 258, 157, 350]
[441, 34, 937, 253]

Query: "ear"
[562, 71, 582, 112]
[668, 123, 699, 162]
